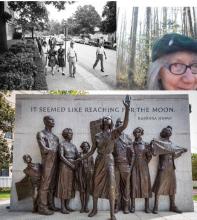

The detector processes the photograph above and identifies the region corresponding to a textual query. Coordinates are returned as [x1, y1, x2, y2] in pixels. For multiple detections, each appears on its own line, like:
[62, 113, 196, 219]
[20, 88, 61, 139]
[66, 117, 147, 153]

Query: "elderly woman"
[56, 128, 79, 214]
[76, 96, 130, 220]
[147, 33, 197, 90]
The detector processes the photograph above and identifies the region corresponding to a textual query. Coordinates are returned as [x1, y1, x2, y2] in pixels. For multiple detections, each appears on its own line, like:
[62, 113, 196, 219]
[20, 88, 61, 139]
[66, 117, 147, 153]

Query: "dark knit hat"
[152, 33, 197, 62]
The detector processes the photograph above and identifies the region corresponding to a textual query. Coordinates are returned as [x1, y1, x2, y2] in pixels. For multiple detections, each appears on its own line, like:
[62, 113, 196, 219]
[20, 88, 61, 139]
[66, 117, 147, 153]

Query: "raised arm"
[115, 95, 130, 134]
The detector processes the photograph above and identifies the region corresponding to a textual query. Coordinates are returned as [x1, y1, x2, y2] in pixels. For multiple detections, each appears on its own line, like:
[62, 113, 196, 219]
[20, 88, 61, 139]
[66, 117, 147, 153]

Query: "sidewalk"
[1, 199, 197, 220]
[46, 64, 112, 90]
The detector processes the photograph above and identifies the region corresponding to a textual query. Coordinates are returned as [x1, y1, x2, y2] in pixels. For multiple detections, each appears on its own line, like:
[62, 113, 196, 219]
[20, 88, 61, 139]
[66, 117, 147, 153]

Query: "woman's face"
[159, 52, 197, 90]
[134, 129, 142, 138]
[63, 129, 73, 140]
[103, 117, 112, 127]
[81, 143, 90, 153]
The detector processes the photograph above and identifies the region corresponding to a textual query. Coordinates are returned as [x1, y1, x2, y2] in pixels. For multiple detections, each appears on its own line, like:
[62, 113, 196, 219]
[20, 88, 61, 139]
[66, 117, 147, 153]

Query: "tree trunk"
[187, 7, 194, 37]
[31, 27, 34, 39]
[193, 7, 197, 37]
[0, 2, 8, 53]
[144, 7, 151, 87]
[163, 7, 167, 34]
[183, 7, 188, 35]
[127, 7, 138, 89]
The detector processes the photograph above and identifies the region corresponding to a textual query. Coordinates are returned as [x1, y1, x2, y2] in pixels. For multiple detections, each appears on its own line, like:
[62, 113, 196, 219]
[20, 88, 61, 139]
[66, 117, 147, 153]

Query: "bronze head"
[23, 154, 32, 164]
[100, 116, 114, 130]
[43, 115, 55, 128]
[62, 128, 73, 141]
[133, 127, 144, 137]
[80, 141, 91, 153]
[115, 118, 123, 128]
[160, 126, 172, 138]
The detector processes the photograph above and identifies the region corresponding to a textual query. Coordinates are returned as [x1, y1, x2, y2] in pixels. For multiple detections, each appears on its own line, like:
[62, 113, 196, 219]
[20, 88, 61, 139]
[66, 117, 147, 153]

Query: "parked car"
[73, 37, 81, 43]
[89, 39, 98, 47]
[103, 41, 113, 49]
[56, 37, 64, 45]
[78, 38, 85, 44]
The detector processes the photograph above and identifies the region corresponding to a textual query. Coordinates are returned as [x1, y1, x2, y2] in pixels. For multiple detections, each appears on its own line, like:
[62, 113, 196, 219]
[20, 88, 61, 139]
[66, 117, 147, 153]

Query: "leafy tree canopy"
[70, 5, 101, 34]
[8, 1, 49, 33]
[101, 1, 116, 34]
[0, 134, 10, 170]
[0, 92, 15, 133]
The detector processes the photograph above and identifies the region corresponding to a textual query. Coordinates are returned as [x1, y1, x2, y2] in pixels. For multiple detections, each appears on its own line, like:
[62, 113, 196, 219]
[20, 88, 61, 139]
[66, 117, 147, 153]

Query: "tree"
[101, 1, 116, 34]
[0, 93, 15, 133]
[47, 20, 63, 35]
[0, 92, 14, 171]
[71, 5, 101, 34]
[9, 1, 49, 39]
[0, 134, 10, 171]
[0, 1, 73, 53]
[127, 7, 139, 89]
[0, 2, 12, 53]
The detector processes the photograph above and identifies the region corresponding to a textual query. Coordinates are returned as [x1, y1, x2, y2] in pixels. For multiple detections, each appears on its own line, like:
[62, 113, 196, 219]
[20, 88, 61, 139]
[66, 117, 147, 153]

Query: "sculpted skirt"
[130, 159, 152, 198]
[56, 161, 75, 199]
[152, 163, 176, 196]
[92, 154, 116, 199]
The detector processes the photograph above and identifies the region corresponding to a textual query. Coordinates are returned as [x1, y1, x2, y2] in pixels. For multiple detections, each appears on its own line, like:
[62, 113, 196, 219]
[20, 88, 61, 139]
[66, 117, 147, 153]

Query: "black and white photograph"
[0, 1, 116, 90]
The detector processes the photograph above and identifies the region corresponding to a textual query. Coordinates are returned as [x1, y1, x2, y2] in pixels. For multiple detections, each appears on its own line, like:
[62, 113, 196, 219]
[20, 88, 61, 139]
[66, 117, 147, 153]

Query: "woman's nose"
[182, 67, 195, 83]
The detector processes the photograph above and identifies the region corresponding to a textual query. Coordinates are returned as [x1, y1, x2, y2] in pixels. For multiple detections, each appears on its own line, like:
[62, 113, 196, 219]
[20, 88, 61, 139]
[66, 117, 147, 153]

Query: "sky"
[45, 0, 108, 23]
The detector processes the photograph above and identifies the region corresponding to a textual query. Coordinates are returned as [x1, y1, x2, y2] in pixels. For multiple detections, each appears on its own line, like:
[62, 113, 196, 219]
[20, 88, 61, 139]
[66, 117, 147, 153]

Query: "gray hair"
[147, 57, 166, 90]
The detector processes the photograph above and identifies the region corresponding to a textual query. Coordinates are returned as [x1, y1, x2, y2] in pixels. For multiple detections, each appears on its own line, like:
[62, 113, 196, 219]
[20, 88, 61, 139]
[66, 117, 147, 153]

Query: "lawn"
[193, 195, 197, 201]
[0, 191, 10, 200]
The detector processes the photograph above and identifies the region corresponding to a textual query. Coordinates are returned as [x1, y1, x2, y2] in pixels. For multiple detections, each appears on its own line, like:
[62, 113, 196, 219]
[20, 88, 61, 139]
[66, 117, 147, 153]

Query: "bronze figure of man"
[152, 126, 187, 214]
[113, 118, 134, 214]
[36, 115, 59, 215]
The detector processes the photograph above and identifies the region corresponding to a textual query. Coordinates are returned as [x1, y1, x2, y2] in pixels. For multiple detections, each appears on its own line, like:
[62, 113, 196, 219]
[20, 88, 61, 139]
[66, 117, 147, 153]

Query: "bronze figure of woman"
[130, 127, 152, 213]
[77, 95, 130, 220]
[152, 126, 187, 214]
[56, 128, 79, 214]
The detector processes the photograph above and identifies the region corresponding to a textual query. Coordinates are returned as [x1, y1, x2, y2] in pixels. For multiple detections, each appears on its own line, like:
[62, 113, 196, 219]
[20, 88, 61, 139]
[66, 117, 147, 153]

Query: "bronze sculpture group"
[17, 96, 187, 220]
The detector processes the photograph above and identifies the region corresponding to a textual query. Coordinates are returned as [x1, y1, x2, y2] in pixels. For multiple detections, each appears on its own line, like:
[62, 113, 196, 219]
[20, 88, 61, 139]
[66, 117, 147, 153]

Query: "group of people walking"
[36, 37, 77, 77]
[36, 36, 108, 78]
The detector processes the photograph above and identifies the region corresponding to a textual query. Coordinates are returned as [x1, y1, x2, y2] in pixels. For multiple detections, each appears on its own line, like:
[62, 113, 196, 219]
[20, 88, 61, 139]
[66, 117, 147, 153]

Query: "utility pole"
[64, 23, 68, 67]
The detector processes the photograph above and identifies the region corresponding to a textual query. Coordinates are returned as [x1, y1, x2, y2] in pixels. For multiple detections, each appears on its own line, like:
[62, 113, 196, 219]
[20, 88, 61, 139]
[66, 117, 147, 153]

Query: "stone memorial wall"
[10, 94, 193, 212]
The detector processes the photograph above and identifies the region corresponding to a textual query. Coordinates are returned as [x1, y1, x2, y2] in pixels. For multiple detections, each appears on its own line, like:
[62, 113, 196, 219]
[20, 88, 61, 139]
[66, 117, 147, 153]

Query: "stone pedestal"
[10, 94, 193, 212]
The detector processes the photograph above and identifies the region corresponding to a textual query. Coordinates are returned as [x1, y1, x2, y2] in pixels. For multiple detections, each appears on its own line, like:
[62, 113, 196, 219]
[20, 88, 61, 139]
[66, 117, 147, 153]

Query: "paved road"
[46, 42, 116, 90]
[1, 199, 197, 220]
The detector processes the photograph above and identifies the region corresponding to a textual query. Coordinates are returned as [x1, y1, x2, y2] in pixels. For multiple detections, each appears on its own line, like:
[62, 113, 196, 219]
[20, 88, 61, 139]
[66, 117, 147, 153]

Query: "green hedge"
[192, 153, 197, 180]
[0, 41, 47, 90]
[32, 47, 47, 90]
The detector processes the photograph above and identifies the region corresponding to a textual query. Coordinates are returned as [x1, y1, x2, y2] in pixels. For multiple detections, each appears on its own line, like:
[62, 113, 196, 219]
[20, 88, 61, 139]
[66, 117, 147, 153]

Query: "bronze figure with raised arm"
[76, 95, 131, 220]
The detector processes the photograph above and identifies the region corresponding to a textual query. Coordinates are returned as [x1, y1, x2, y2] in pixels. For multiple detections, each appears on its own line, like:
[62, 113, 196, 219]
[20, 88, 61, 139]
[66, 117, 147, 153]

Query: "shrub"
[13, 32, 22, 40]
[192, 154, 197, 180]
[0, 42, 47, 90]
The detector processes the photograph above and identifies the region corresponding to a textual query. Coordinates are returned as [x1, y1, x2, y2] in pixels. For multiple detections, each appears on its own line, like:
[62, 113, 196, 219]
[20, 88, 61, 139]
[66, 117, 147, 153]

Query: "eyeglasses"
[164, 63, 197, 75]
